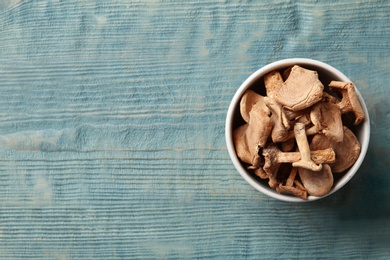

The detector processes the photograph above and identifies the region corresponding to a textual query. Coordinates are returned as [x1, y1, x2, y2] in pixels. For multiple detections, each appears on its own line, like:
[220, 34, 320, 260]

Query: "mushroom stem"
[276, 148, 335, 164]
[292, 123, 323, 171]
[285, 167, 297, 187]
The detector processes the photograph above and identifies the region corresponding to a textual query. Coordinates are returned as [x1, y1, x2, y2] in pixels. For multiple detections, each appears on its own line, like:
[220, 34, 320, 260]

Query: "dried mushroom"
[240, 89, 269, 124]
[329, 81, 365, 125]
[275, 65, 324, 111]
[234, 92, 272, 168]
[233, 65, 365, 200]
[310, 127, 361, 173]
[277, 168, 308, 200]
[233, 109, 272, 167]
[264, 96, 290, 143]
[306, 102, 344, 143]
[298, 164, 334, 197]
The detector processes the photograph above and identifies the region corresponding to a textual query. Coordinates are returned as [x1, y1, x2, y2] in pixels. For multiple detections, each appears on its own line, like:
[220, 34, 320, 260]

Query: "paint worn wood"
[0, 0, 389, 258]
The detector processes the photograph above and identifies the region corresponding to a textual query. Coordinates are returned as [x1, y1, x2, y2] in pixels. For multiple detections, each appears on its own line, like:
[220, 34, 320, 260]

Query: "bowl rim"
[225, 58, 370, 202]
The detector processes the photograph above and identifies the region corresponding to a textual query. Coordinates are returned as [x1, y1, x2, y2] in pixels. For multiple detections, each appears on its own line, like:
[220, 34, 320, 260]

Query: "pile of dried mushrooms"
[234, 65, 364, 199]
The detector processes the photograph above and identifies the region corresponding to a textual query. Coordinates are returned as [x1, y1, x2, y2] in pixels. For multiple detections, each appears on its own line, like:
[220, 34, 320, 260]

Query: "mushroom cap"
[233, 106, 273, 167]
[298, 164, 334, 196]
[310, 126, 361, 173]
[275, 65, 324, 111]
[248, 106, 272, 148]
[240, 90, 269, 123]
[233, 124, 252, 165]
[310, 102, 344, 143]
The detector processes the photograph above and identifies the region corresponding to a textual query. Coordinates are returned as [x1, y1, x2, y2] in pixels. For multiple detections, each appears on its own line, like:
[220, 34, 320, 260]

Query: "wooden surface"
[0, 0, 389, 259]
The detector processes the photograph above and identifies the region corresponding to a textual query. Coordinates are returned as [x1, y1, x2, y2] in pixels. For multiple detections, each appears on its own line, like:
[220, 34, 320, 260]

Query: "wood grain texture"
[0, 0, 389, 259]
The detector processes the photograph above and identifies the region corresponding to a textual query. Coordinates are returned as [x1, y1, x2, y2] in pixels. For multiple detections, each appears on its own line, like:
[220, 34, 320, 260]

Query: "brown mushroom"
[298, 164, 334, 197]
[233, 124, 253, 165]
[292, 123, 322, 171]
[310, 126, 361, 173]
[262, 144, 335, 181]
[264, 96, 290, 143]
[277, 167, 308, 200]
[328, 81, 365, 125]
[233, 103, 273, 167]
[278, 184, 308, 200]
[248, 105, 273, 148]
[240, 89, 270, 123]
[275, 65, 324, 111]
[306, 102, 344, 143]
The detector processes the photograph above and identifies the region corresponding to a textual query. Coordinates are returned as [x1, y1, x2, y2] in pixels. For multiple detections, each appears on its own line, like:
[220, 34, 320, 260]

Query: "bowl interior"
[226, 58, 370, 202]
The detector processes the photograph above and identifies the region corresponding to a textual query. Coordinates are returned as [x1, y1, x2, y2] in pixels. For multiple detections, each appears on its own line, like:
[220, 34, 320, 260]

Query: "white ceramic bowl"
[225, 58, 370, 202]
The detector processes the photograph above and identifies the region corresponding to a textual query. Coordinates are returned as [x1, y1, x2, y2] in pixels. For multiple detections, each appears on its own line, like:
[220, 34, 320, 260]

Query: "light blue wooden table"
[0, 0, 389, 259]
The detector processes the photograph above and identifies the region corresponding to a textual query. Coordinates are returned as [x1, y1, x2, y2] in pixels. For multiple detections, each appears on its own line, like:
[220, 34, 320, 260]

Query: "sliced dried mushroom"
[275, 65, 324, 111]
[310, 126, 361, 173]
[298, 164, 334, 197]
[233, 124, 253, 165]
[233, 109, 272, 167]
[247, 105, 273, 148]
[306, 102, 344, 143]
[278, 183, 308, 200]
[277, 168, 308, 200]
[240, 90, 270, 124]
[329, 81, 365, 125]
[264, 96, 290, 143]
